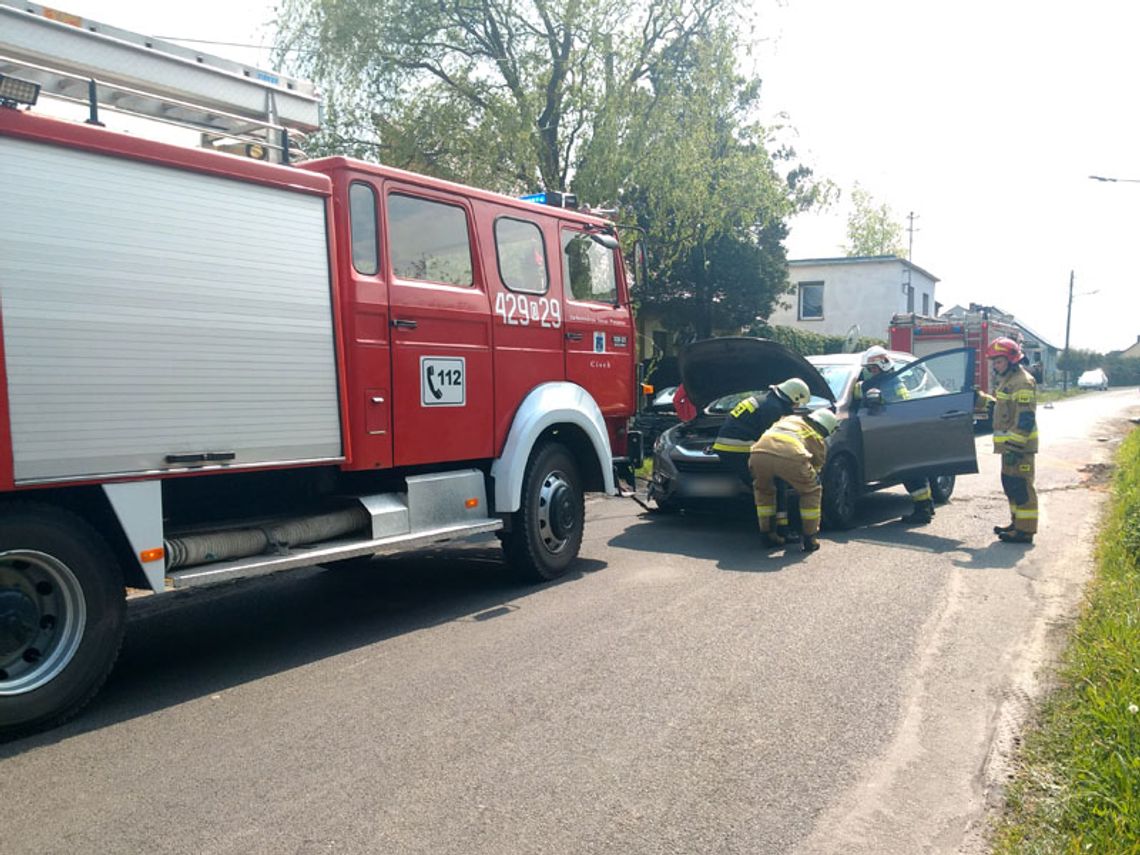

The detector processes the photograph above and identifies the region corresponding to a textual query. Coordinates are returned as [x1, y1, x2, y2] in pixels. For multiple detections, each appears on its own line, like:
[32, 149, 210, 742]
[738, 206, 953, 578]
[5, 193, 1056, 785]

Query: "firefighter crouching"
[855, 345, 935, 526]
[749, 409, 839, 553]
[988, 337, 1038, 543]
[712, 378, 811, 538]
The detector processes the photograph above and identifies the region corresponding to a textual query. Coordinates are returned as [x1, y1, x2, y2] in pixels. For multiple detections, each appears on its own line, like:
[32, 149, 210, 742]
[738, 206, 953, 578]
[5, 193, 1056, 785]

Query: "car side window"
[883, 350, 969, 402]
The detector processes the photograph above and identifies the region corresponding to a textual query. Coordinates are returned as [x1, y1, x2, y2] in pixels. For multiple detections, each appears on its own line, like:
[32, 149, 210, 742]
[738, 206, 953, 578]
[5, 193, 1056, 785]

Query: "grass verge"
[1037, 388, 1087, 404]
[992, 426, 1140, 853]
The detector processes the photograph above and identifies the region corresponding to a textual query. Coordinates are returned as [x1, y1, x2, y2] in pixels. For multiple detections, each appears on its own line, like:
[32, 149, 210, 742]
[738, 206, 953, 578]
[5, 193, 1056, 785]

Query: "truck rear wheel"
[503, 442, 584, 581]
[0, 505, 126, 740]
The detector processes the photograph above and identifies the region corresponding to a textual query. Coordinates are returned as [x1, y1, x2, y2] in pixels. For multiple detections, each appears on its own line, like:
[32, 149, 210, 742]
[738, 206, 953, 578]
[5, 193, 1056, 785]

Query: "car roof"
[806, 350, 914, 365]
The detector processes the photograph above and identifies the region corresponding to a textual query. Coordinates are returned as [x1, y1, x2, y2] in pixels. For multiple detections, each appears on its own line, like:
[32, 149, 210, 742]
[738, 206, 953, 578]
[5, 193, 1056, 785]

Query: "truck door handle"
[565, 331, 583, 341]
[391, 318, 418, 330]
[371, 396, 385, 404]
[940, 410, 968, 419]
[165, 451, 236, 464]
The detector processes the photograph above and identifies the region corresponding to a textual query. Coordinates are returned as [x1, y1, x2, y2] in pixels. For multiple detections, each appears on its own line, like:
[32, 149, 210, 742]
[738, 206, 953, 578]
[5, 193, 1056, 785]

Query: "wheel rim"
[0, 550, 87, 696]
[537, 469, 577, 555]
[934, 475, 954, 496]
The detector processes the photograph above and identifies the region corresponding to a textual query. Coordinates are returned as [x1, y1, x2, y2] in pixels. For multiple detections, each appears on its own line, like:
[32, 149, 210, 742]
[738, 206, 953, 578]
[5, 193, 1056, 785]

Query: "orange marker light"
[139, 547, 165, 563]
[465, 498, 479, 509]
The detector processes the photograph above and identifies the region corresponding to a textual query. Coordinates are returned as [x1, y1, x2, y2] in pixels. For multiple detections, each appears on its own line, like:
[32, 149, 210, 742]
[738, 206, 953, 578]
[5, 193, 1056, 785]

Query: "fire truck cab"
[0, 1, 640, 738]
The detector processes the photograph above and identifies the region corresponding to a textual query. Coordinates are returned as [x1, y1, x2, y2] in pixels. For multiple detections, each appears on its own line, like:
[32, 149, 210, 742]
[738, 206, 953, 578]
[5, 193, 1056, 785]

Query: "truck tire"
[502, 442, 584, 581]
[821, 455, 860, 530]
[0, 505, 126, 740]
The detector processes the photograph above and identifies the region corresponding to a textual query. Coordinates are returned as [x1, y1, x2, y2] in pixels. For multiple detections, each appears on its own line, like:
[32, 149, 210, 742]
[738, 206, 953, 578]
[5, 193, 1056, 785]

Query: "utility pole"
[1063, 270, 1074, 392]
[905, 211, 919, 313]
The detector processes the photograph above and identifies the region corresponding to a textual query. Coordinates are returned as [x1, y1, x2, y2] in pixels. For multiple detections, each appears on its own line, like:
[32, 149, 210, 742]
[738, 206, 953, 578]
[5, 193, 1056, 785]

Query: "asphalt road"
[2, 389, 1138, 855]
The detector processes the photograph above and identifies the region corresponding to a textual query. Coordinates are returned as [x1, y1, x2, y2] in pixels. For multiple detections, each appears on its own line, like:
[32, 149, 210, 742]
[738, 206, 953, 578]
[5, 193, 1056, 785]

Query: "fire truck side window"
[387, 194, 473, 287]
[349, 182, 379, 275]
[562, 230, 617, 304]
[494, 217, 548, 295]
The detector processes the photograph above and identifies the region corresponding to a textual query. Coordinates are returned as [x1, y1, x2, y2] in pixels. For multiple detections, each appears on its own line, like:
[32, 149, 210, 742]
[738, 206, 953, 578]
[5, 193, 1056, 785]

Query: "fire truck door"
[481, 212, 566, 448]
[860, 347, 979, 483]
[560, 228, 635, 418]
[384, 187, 494, 466]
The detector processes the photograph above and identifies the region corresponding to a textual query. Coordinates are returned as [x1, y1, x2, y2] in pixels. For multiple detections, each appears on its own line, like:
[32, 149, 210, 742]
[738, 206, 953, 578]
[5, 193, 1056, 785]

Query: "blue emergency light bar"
[519, 190, 578, 209]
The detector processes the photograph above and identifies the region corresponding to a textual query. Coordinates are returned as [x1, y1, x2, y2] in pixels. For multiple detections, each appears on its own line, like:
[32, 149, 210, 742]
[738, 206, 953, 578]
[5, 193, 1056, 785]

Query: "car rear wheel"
[930, 474, 956, 504]
[822, 455, 860, 530]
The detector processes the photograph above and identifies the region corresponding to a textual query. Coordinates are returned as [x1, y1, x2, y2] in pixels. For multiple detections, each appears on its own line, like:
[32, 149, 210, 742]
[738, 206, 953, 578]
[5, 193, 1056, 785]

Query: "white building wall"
[767, 258, 937, 341]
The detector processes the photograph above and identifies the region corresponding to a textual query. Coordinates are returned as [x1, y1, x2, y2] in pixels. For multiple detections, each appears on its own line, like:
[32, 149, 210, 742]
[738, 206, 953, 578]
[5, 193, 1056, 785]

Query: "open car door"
[859, 347, 979, 484]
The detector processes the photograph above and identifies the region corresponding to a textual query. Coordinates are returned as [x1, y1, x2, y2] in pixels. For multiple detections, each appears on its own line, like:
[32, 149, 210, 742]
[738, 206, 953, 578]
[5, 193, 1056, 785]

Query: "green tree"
[844, 184, 906, 257]
[275, 0, 738, 191]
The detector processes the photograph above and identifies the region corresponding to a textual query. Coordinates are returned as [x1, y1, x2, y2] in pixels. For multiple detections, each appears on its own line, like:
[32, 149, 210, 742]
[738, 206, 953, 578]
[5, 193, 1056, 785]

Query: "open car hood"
[678, 337, 835, 411]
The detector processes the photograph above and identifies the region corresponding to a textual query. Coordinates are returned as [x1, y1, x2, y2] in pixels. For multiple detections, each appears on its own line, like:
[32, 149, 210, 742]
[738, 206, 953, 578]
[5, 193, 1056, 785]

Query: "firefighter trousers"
[718, 450, 788, 531]
[903, 478, 932, 504]
[1000, 452, 1038, 534]
[749, 451, 822, 536]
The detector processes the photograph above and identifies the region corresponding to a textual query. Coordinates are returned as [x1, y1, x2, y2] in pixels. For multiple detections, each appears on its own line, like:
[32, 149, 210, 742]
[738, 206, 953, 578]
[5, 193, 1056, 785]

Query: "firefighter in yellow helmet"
[855, 345, 935, 525]
[988, 337, 1038, 543]
[713, 377, 811, 538]
[748, 408, 838, 553]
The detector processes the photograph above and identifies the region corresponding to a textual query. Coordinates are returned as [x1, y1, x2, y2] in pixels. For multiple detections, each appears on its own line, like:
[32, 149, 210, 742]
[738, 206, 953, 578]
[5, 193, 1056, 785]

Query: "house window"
[906, 285, 915, 312]
[922, 293, 930, 316]
[798, 281, 823, 320]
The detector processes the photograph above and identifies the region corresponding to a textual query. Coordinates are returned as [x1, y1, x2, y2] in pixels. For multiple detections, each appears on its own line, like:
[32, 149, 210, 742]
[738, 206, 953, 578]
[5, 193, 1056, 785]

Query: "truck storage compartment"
[0, 135, 343, 483]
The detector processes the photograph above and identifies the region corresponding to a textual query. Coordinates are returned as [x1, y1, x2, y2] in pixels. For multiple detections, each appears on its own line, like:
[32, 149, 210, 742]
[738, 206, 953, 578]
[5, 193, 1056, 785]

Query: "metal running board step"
[166, 519, 503, 589]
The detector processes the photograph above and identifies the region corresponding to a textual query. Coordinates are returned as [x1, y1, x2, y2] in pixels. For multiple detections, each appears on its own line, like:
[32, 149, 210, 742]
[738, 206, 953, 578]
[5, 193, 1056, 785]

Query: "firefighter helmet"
[771, 377, 811, 407]
[861, 345, 893, 372]
[806, 409, 839, 437]
[986, 337, 1023, 362]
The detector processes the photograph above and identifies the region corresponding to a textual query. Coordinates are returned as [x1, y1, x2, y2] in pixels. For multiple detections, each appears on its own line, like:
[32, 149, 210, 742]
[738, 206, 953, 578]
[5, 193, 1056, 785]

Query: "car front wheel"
[822, 455, 860, 530]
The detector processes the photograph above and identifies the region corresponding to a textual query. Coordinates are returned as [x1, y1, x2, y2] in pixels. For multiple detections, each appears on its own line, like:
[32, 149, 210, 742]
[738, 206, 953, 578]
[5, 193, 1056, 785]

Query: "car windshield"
[806, 363, 858, 406]
[707, 390, 767, 414]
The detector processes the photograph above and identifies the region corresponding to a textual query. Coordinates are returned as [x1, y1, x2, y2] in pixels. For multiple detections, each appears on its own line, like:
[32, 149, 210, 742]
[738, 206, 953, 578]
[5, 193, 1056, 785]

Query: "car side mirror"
[865, 387, 884, 410]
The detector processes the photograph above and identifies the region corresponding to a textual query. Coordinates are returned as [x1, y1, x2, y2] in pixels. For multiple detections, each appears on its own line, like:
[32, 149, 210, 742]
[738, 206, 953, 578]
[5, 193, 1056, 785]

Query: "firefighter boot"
[761, 531, 786, 549]
[998, 530, 1034, 544]
[993, 522, 1015, 535]
[900, 499, 935, 525]
[802, 534, 821, 553]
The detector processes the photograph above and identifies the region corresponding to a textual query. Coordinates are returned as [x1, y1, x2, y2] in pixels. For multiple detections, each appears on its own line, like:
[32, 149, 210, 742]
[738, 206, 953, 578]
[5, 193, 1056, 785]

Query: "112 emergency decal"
[420, 356, 466, 407]
[494, 293, 561, 328]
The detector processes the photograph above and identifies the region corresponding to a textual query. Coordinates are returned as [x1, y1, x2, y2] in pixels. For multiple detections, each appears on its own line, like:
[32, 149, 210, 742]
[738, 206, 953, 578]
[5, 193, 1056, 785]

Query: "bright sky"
[33, 0, 1140, 351]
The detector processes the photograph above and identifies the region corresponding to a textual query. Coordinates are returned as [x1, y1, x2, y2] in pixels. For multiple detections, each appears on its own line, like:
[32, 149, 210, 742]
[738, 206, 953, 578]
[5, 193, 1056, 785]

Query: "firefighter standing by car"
[988, 337, 1038, 543]
[749, 409, 838, 552]
[712, 378, 811, 538]
[855, 345, 936, 526]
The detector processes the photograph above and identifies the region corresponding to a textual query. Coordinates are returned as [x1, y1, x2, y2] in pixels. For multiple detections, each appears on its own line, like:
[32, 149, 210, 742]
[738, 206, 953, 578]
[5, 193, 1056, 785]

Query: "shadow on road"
[0, 540, 605, 756]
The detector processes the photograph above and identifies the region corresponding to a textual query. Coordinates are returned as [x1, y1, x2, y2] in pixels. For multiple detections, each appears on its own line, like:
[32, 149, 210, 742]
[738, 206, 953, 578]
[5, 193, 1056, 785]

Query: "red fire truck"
[889, 309, 1023, 425]
[0, 2, 641, 736]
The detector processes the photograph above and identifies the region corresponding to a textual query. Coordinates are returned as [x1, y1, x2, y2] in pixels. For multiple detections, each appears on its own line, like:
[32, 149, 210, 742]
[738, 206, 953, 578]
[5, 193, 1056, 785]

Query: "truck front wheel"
[0, 505, 126, 740]
[503, 442, 584, 581]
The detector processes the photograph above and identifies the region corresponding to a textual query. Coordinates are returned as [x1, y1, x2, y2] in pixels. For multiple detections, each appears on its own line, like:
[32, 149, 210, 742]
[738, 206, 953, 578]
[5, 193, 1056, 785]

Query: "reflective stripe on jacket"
[713, 391, 790, 453]
[992, 365, 1038, 454]
[751, 414, 828, 472]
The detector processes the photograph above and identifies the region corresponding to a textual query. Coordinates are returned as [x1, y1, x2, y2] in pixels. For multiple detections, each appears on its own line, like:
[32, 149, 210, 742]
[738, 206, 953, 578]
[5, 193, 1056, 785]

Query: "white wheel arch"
[490, 382, 616, 514]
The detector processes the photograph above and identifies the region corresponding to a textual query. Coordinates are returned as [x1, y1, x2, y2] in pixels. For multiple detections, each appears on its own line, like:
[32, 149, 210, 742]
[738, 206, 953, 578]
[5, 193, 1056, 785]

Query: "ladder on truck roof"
[0, 0, 320, 161]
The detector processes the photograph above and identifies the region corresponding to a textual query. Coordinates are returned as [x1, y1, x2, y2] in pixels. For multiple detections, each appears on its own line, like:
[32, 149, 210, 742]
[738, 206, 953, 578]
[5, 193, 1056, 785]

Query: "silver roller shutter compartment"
[0, 136, 343, 483]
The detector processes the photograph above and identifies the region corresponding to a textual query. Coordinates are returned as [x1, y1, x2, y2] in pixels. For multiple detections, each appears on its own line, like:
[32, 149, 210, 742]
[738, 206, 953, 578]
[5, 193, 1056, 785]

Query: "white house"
[767, 255, 939, 341]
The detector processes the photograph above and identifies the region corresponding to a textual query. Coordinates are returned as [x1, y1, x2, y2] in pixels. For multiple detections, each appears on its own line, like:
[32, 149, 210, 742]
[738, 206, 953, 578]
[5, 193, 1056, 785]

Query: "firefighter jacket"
[750, 414, 829, 473]
[854, 371, 910, 404]
[992, 365, 1038, 454]
[712, 391, 792, 454]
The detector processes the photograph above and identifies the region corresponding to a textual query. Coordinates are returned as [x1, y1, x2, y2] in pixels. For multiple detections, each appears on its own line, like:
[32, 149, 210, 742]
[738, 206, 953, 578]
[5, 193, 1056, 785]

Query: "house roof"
[788, 254, 940, 283]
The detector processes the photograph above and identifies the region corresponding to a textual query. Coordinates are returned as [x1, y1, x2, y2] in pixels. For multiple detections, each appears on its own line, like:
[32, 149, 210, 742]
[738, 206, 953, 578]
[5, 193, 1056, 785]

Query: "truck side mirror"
[633, 240, 648, 292]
